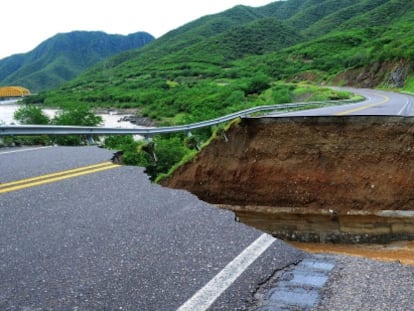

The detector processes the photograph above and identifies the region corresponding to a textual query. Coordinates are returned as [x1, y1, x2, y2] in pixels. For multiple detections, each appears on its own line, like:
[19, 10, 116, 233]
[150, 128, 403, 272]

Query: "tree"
[52, 106, 102, 126]
[14, 105, 50, 125]
[140, 136, 191, 180]
[242, 73, 271, 95]
[9, 105, 51, 146]
[51, 106, 102, 145]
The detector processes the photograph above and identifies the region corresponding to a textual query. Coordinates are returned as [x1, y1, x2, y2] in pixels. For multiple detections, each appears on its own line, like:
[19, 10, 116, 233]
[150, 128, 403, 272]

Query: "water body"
[0, 100, 142, 131]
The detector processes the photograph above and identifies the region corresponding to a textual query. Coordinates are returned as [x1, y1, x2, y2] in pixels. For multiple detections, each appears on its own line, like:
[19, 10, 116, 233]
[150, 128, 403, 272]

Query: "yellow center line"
[0, 162, 120, 194]
[0, 162, 115, 188]
[335, 94, 390, 116]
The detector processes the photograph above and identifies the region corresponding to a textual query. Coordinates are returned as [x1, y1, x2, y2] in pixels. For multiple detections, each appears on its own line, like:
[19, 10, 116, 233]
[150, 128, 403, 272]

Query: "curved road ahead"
[273, 88, 414, 117]
[1, 88, 413, 310]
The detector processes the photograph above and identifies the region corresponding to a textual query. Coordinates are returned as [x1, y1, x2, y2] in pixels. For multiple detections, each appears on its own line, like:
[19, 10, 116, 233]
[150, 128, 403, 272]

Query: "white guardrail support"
[0, 100, 356, 137]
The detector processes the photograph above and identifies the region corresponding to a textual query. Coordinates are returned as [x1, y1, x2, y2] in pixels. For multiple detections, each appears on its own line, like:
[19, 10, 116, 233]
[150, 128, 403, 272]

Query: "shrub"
[51, 106, 102, 146]
[242, 73, 271, 95]
[143, 136, 191, 180]
[14, 105, 50, 125]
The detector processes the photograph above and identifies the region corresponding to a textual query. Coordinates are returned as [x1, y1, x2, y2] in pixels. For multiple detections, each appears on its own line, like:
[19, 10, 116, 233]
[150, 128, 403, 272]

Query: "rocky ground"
[313, 254, 414, 311]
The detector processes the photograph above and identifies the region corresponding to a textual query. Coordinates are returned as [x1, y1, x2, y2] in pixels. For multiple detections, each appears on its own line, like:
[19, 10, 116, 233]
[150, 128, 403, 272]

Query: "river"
[0, 99, 143, 132]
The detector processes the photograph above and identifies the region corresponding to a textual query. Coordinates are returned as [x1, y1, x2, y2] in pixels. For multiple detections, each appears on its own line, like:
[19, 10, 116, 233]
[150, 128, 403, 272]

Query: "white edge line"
[177, 233, 275, 311]
[398, 99, 409, 116]
[0, 146, 52, 155]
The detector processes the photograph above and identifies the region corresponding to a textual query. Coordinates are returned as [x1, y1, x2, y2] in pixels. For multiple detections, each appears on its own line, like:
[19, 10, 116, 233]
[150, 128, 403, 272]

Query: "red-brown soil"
[163, 116, 414, 213]
[292, 240, 414, 266]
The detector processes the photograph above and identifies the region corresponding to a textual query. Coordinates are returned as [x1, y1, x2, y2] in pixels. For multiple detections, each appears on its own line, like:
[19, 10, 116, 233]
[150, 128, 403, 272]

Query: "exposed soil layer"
[292, 240, 414, 266]
[217, 205, 414, 243]
[332, 60, 412, 88]
[164, 116, 414, 213]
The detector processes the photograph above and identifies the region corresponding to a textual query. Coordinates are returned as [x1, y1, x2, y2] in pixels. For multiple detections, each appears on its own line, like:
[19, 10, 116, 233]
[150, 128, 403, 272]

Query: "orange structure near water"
[0, 86, 31, 98]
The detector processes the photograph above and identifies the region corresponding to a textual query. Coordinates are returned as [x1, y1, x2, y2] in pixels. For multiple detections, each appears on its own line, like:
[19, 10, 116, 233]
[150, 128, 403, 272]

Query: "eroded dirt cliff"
[332, 60, 412, 88]
[163, 116, 414, 213]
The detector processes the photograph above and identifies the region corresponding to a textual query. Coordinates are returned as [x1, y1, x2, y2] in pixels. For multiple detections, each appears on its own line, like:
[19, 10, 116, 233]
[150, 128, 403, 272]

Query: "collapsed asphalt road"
[0, 146, 306, 310]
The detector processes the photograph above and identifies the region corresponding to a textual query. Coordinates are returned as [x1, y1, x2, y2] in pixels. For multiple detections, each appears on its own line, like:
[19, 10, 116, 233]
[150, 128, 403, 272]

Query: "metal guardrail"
[0, 99, 357, 138]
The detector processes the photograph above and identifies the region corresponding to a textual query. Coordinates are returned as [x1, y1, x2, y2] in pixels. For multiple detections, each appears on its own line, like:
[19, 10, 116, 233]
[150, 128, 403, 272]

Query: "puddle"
[291, 240, 414, 266]
[220, 205, 414, 244]
[254, 256, 335, 310]
[219, 205, 414, 265]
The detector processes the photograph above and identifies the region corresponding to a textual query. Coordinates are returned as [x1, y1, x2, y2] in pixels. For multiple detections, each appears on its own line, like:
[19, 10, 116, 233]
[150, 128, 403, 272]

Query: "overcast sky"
[0, 0, 275, 59]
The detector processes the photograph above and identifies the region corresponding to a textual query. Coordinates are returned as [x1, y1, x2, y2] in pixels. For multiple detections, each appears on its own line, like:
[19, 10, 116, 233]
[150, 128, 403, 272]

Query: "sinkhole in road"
[219, 205, 414, 265]
[219, 206, 414, 244]
[164, 116, 414, 241]
[162, 115, 414, 251]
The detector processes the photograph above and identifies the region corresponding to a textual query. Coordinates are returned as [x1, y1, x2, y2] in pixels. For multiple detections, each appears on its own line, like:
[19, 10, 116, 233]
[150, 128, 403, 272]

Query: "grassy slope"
[29, 0, 414, 119]
[21, 0, 414, 180]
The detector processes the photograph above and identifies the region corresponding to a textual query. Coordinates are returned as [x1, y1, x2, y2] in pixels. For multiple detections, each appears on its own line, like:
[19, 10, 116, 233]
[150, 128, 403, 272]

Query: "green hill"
[17, 0, 414, 180]
[0, 31, 154, 92]
[29, 0, 414, 123]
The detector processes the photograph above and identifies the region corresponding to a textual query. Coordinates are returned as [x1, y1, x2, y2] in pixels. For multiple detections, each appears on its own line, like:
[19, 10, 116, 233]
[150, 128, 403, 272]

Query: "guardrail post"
[86, 135, 96, 145]
[223, 132, 228, 142]
[142, 140, 157, 162]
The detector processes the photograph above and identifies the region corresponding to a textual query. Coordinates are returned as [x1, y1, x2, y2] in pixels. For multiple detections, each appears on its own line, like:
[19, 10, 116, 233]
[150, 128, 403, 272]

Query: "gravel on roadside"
[314, 254, 414, 311]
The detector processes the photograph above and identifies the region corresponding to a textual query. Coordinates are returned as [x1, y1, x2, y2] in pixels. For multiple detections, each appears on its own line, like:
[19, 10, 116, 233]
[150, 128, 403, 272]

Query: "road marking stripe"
[178, 233, 275, 311]
[0, 162, 115, 187]
[398, 97, 414, 116]
[0, 162, 120, 194]
[334, 95, 389, 115]
[0, 146, 52, 155]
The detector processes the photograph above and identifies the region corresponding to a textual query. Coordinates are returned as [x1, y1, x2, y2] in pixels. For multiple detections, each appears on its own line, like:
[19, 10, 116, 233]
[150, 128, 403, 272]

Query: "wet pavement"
[250, 255, 335, 311]
[2, 146, 414, 310]
[314, 254, 414, 311]
[250, 250, 414, 311]
[0, 147, 307, 310]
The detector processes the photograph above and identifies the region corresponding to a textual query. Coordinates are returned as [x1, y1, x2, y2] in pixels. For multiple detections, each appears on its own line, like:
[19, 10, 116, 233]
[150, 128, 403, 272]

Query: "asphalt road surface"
[273, 88, 414, 117]
[0, 146, 306, 310]
[1, 88, 414, 310]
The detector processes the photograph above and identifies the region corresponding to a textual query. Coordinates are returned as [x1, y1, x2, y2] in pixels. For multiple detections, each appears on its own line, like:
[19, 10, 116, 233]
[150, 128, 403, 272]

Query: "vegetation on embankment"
[19, 0, 414, 179]
[102, 84, 351, 180]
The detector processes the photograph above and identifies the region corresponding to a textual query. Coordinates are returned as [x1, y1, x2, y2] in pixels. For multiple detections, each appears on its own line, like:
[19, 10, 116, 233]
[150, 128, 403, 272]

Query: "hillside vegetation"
[22, 0, 414, 179]
[0, 31, 154, 92]
[31, 0, 414, 116]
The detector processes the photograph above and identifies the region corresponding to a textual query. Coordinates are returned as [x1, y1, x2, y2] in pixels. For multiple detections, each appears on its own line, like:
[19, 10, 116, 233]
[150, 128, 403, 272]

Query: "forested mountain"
[0, 31, 154, 92]
[15, 0, 414, 180]
[28, 0, 414, 123]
